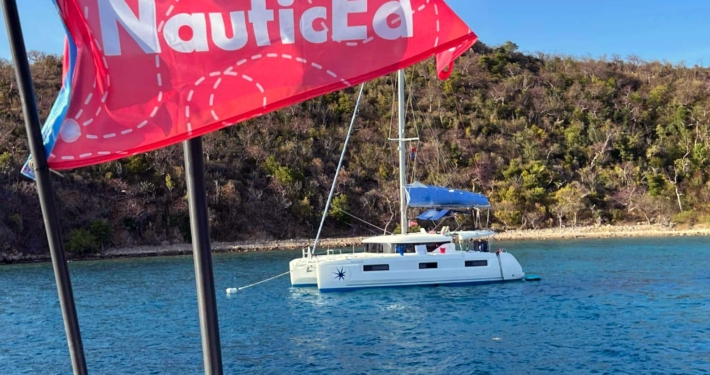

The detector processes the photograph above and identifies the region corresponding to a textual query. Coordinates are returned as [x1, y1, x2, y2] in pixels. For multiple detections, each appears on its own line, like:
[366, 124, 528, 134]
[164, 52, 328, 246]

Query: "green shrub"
[90, 219, 111, 247]
[274, 166, 303, 186]
[264, 155, 304, 186]
[169, 213, 192, 242]
[263, 155, 280, 175]
[165, 174, 175, 191]
[291, 196, 313, 219]
[124, 155, 151, 175]
[392, 223, 402, 235]
[377, 164, 391, 180]
[328, 194, 351, 225]
[646, 173, 667, 197]
[0, 151, 12, 173]
[611, 209, 626, 224]
[490, 223, 505, 231]
[673, 211, 700, 226]
[8, 213, 22, 233]
[391, 223, 421, 234]
[66, 229, 98, 254]
[122, 216, 137, 231]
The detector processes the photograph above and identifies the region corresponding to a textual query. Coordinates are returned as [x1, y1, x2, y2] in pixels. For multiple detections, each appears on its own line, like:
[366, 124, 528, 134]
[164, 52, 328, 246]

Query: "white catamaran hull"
[289, 257, 319, 287]
[291, 251, 524, 291]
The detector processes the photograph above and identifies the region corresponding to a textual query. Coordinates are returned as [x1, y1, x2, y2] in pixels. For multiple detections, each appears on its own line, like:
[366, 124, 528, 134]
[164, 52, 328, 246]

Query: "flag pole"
[183, 137, 223, 375]
[0, 0, 87, 374]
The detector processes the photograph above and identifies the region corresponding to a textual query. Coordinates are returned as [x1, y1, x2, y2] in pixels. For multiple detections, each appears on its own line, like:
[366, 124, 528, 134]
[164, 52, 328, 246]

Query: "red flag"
[36, 0, 476, 171]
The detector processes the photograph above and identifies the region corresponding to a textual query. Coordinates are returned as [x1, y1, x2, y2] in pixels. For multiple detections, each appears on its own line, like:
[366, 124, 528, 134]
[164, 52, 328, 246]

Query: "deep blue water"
[2, 237, 710, 374]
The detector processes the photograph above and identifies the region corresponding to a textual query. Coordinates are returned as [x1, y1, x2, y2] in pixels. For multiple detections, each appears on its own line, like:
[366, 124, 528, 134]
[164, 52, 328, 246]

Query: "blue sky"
[0, 0, 709, 65]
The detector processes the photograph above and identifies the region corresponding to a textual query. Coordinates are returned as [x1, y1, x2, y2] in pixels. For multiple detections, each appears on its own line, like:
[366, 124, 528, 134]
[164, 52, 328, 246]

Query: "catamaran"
[288, 70, 525, 292]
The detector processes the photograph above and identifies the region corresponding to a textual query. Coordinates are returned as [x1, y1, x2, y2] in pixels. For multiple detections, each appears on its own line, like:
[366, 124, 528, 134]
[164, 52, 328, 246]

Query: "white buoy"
[226, 288, 238, 294]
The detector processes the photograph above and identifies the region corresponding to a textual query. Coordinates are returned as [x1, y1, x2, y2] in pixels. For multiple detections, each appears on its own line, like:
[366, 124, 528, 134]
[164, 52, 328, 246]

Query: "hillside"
[1, 42, 709, 256]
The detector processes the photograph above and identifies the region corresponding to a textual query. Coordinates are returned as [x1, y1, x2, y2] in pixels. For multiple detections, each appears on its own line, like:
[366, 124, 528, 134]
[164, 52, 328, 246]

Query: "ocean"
[1, 237, 709, 374]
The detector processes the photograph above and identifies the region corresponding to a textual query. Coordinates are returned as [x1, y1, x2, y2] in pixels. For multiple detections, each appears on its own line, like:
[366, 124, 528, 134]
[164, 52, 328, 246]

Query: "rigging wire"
[330, 207, 392, 234]
[406, 70, 422, 185]
[226, 84, 366, 294]
[419, 72, 450, 185]
[311, 83, 365, 255]
[386, 74, 397, 148]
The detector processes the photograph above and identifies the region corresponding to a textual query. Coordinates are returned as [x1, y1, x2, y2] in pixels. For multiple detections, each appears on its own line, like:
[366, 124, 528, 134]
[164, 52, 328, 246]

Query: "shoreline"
[2, 224, 709, 265]
[493, 224, 710, 242]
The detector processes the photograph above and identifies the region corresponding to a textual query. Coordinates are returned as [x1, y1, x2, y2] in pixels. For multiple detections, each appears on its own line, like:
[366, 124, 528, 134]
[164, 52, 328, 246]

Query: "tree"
[66, 229, 98, 255]
[4, 41, 710, 256]
[523, 204, 546, 229]
[90, 219, 112, 250]
[554, 182, 588, 227]
[328, 194, 351, 225]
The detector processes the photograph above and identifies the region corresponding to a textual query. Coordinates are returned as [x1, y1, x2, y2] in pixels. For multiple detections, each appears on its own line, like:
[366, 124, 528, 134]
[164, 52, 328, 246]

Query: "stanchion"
[183, 137, 224, 375]
[0, 0, 87, 373]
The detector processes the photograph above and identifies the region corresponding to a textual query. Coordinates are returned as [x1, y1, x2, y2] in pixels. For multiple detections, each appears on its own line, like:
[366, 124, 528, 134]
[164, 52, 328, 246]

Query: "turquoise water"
[1, 237, 709, 374]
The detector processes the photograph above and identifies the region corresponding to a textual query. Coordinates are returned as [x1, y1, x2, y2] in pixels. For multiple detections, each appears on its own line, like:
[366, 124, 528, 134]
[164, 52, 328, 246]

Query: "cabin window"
[365, 244, 384, 253]
[465, 260, 488, 267]
[470, 240, 489, 252]
[393, 244, 416, 253]
[425, 243, 444, 252]
[419, 262, 438, 269]
[364, 264, 389, 272]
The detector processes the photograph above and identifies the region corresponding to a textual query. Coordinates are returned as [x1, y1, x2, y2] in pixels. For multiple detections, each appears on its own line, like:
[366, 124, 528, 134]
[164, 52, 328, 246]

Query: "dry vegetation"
[1, 42, 710, 257]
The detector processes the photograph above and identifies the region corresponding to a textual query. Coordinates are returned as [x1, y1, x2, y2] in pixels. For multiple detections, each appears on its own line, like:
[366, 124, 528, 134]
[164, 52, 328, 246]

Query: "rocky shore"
[2, 224, 709, 264]
[0, 237, 366, 264]
[493, 224, 710, 241]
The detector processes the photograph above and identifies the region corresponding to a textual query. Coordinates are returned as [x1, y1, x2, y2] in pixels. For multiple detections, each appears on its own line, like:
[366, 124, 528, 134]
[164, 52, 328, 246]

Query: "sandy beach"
[2, 224, 709, 264]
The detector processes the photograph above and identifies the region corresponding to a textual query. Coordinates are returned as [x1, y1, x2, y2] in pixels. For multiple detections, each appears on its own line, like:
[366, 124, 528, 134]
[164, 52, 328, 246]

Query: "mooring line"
[226, 270, 292, 294]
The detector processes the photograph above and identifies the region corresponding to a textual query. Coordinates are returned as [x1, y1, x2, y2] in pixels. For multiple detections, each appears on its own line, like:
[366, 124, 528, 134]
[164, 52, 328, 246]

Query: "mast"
[398, 69, 407, 235]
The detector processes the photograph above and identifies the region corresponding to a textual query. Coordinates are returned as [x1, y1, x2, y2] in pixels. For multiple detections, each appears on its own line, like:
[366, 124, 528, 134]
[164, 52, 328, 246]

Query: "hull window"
[419, 262, 438, 269]
[364, 264, 390, 272]
[465, 260, 488, 267]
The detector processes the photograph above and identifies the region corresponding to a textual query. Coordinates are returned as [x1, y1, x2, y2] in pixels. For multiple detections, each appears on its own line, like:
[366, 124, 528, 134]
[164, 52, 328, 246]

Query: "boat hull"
[316, 278, 517, 293]
[289, 257, 319, 287]
[314, 252, 524, 292]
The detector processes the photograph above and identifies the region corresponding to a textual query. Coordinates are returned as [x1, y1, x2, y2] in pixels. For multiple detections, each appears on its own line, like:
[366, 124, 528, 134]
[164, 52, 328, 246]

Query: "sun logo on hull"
[334, 267, 346, 280]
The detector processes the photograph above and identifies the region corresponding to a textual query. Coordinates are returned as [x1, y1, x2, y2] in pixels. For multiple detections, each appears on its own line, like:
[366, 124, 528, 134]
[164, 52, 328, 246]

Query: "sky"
[0, 0, 709, 66]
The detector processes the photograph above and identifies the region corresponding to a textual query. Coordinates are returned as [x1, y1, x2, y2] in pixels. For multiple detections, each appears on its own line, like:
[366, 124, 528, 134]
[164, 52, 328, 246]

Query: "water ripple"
[1, 237, 709, 374]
